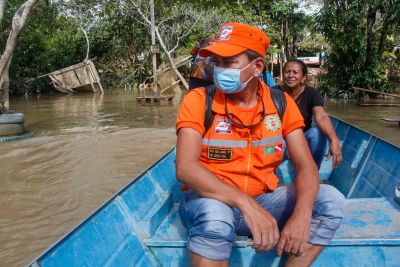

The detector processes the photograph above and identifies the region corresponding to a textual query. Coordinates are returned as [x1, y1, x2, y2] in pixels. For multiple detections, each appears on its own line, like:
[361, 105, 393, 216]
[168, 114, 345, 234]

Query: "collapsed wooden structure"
[39, 59, 104, 94]
[353, 87, 400, 106]
[136, 55, 191, 103]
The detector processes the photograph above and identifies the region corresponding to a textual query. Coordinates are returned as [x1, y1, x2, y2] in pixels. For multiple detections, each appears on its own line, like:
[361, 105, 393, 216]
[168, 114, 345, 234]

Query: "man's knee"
[179, 193, 235, 240]
[190, 199, 235, 240]
[316, 184, 346, 218]
[180, 191, 234, 224]
[181, 197, 235, 261]
[310, 185, 346, 245]
[190, 219, 235, 242]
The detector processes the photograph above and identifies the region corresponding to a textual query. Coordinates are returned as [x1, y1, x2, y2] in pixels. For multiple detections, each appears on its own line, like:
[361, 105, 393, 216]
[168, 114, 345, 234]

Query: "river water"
[0, 89, 399, 266]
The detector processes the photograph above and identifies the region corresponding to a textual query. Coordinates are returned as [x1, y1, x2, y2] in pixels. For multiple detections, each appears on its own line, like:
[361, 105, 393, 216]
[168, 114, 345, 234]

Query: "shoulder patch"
[264, 114, 281, 132]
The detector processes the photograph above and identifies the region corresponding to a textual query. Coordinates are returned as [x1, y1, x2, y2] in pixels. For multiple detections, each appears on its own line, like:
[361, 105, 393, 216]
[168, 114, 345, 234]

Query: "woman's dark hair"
[284, 59, 308, 76]
[198, 38, 214, 50]
[190, 38, 214, 58]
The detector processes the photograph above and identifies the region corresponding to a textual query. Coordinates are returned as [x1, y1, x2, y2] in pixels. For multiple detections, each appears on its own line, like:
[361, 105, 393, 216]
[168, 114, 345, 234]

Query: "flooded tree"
[0, 0, 38, 113]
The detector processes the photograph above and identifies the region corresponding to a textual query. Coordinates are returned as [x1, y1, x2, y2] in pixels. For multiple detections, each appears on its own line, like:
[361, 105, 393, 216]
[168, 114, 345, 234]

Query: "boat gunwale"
[144, 238, 400, 247]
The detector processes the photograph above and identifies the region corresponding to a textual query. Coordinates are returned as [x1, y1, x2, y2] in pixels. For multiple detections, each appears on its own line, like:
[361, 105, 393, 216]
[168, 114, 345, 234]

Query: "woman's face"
[283, 62, 306, 89]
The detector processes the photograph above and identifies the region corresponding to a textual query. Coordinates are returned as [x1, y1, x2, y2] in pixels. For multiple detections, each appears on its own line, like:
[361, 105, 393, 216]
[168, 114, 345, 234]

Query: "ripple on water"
[0, 125, 177, 267]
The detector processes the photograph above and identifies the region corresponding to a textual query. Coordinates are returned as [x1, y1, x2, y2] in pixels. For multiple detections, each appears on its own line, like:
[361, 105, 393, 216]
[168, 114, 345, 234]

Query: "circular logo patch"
[264, 115, 281, 132]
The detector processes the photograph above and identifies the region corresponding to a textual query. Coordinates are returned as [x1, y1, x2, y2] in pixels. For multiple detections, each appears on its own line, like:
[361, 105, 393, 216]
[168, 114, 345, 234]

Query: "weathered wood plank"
[381, 117, 400, 127]
[136, 95, 174, 103]
[356, 103, 400, 107]
[353, 87, 400, 98]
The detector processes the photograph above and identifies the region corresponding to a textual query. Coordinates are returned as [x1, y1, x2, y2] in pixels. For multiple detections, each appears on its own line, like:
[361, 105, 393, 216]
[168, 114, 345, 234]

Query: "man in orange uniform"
[176, 22, 345, 267]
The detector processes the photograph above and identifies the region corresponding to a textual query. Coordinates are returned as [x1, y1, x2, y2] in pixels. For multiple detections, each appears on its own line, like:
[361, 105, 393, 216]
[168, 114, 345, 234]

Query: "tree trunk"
[155, 26, 189, 90]
[280, 46, 285, 81]
[80, 26, 90, 61]
[0, 0, 6, 22]
[283, 16, 289, 60]
[365, 5, 379, 64]
[0, 57, 11, 113]
[377, 15, 392, 59]
[0, 0, 38, 113]
[292, 35, 298, 58]
[130, 0, 189, 90]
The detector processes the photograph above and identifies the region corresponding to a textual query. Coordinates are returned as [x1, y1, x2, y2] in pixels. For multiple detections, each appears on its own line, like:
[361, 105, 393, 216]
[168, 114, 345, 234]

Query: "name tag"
[208, 147, 232, 160]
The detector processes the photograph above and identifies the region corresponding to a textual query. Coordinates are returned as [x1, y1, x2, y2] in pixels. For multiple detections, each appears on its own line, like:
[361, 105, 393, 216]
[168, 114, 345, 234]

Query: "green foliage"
[297, 47, 319, 57]
[9, 3, 88, 94]
[3, 0, 316, 94]
[317, 0, 399, 97]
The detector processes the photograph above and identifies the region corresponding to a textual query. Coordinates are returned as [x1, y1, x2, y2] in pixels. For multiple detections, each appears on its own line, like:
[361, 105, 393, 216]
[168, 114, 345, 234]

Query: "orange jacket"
[176, 81, 304, 196]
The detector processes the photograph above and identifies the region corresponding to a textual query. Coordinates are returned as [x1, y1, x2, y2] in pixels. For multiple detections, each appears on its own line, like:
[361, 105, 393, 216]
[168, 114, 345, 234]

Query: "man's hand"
[276, 210, 311, 257]
[327, 139, 342, 168]
[240, 197, 280, 252]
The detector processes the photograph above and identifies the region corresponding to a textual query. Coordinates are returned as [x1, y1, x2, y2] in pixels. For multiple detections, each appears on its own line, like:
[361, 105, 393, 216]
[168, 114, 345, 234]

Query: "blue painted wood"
[147, 149, 182, 203]
[28, 116, 400, 267]
[350, 138, 400, 198]
[137, 193, 174, 238]
[38, 201, 158, 267]
[329, 124, 372, 196]
[276, 159, 333, 185]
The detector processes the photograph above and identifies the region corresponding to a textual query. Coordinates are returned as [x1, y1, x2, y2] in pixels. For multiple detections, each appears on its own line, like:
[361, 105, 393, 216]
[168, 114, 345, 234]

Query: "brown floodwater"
[0, 89, 399, 267]
[326, 99, 400, 146]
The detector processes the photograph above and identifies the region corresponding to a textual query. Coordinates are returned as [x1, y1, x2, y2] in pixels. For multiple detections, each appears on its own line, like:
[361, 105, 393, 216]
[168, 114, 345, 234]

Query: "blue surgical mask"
[213, 61, 255, 94]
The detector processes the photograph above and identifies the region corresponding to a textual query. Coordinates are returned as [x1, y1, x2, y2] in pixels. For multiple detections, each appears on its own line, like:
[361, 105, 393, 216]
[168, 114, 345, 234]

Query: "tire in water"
[0, 124, 25, 136]
[0, 112, 25, 124]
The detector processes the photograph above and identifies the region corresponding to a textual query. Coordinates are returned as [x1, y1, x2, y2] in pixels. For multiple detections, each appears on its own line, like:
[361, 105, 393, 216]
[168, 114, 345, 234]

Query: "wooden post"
[270, 53, 274, 77]
[82, 59, 96, 93]
[150, 0, 158, 95]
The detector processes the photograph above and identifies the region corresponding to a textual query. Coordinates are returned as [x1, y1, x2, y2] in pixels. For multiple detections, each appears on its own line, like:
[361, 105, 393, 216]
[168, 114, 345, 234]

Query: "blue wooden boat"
[28, 116, 400, 267]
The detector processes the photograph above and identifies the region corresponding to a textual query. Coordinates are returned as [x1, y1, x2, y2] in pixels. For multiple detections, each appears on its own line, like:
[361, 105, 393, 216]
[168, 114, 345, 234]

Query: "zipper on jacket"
[244, 131, 252, 193]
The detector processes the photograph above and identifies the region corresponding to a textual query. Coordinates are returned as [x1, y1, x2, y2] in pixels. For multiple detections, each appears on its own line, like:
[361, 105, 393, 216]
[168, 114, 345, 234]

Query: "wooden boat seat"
[276, 156, 335, 185]
[144, 197, 400, 248]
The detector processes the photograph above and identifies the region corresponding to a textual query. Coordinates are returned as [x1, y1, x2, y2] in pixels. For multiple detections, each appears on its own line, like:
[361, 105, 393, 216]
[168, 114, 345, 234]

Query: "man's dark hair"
[284, 59, 308, 76]
[198, 38, 214, 50]
[245, 49, 263, 61]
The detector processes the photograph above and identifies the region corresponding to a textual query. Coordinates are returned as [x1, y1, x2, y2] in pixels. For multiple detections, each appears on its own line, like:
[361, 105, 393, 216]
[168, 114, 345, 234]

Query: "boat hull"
[29, 116, 400, 267]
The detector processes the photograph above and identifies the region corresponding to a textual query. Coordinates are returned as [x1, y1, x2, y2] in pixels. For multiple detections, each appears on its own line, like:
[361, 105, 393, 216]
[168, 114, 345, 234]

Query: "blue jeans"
[179, 185, 345, 261]
[305, 127, 328, 168]
[283, 126, 328, 169]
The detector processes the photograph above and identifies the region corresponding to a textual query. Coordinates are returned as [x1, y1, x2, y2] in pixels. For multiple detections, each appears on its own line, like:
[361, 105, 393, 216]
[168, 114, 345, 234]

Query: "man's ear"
[301, 75, 307, 84]
[254, 58, 265, 77]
